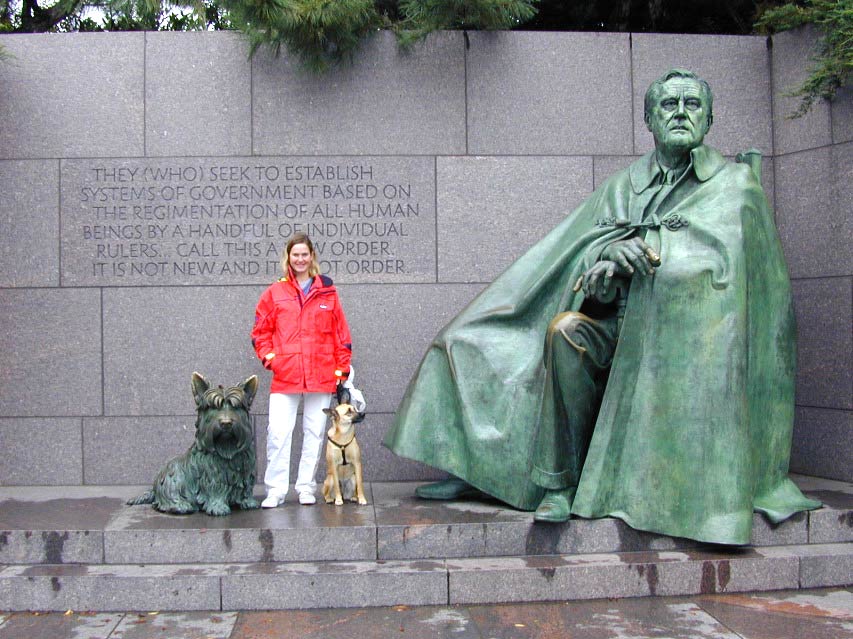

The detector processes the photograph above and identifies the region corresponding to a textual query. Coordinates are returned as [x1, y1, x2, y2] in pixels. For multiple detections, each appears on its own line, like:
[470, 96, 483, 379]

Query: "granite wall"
[0, 28, 849, 487]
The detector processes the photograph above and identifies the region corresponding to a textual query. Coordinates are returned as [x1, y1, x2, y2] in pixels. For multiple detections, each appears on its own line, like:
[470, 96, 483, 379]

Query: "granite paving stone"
[468, 598, 744, 639]
[695, 588, 853, 639]
[0, 611, 122, 639]
[233, 606, 482, 639]
[109, 611, 239, 639]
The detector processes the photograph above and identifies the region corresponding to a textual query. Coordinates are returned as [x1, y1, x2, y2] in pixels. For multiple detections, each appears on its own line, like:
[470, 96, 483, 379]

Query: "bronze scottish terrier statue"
[127, 372, 260, 516]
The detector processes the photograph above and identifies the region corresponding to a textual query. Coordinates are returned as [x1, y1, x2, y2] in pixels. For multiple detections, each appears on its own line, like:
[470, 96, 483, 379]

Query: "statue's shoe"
[415, 478, 478, 500]
[533, 488, 575, 523]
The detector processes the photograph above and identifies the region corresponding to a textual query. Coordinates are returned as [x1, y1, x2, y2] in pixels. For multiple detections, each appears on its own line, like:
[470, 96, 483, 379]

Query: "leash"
[327, 433, 356, 466]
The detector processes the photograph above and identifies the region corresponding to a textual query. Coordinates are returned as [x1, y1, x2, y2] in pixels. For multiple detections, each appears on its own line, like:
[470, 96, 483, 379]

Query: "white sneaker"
[261, 494, 285, 508]
[298, 492, 316, 505]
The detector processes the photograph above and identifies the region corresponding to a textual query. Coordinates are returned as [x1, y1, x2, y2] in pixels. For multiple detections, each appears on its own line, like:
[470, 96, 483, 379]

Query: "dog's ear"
[352, 411, 366, 424]
[239, 375, 259, 408]
[191, 372, 210, 407]
[322, 407, 333, 416]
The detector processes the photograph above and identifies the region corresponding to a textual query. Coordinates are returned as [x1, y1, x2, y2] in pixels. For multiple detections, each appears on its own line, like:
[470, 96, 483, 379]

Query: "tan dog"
[322, 403, 368, 505]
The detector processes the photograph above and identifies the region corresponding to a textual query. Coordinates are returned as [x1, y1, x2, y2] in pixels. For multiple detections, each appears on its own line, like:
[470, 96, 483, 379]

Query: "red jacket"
[252, 273, 352, 394]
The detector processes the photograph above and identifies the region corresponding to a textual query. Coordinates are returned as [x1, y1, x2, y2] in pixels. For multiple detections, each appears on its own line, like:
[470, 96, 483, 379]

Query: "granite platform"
[0, 475, 850, 612]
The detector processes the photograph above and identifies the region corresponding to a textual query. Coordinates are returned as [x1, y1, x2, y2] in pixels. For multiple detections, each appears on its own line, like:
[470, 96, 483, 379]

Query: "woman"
[251, 233, 353, 507]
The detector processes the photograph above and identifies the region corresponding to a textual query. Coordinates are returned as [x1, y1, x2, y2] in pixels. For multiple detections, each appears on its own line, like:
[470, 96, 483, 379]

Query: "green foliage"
[756, 0, 853, 116]
[397, 0, 538, 46]
[221, 0, 383, 72]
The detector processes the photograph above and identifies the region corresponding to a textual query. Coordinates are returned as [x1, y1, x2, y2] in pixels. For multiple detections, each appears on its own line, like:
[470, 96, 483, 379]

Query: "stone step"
[1, 477, 851, 567]
[1, 543, 850, 612]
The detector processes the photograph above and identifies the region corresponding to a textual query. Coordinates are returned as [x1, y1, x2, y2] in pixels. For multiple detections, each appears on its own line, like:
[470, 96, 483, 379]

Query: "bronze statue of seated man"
[384, 69, 820, 545]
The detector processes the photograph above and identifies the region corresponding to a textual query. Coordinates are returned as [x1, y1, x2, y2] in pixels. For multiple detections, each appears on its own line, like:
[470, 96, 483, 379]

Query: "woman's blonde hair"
[281, 233, 321, 277]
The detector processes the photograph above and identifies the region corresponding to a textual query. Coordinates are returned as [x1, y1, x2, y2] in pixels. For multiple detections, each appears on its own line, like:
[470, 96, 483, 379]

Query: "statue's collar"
[629, 145, 726, 193]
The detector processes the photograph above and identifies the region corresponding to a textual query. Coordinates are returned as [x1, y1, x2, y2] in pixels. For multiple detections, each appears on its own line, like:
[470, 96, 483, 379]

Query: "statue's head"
[643, 69, 713, 156]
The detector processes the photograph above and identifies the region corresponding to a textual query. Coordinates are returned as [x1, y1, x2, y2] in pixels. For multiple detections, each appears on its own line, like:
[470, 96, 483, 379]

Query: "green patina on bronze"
[384, 69, 820, 545]
[127, 373, 260, 516]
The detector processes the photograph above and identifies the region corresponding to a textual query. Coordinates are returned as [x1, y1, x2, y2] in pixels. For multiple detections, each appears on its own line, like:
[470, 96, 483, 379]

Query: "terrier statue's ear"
[191, 372, 210, 407]
[240, 375, 259, 408]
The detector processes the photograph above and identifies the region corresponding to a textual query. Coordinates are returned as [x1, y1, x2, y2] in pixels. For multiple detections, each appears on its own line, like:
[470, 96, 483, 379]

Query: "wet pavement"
[1, 587, 851, 638]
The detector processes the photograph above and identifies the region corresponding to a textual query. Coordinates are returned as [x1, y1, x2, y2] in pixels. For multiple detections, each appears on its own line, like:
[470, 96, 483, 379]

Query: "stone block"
[631, 34, 772, 157]
[106, 500, 375, 564]
[810, 510, 853, 545]
[0, 492, 123, 564]
[0, 612, 121, 637]
[0, 160, 59, 287]
[750, 512, 809, 547]
[221, 559, 448, 609]
[0, 418, 82, 485]
[0, 289, 101, 417]
[0, 33, 143, 159]
[83, 416, 197, 485]
[771, 27, 833, 155]
[467, 32, 632, 155]
[593, 155, 642, 189]
[832, 84, 853, 144]
[0, 530, 100, 566]
[447, 549, 799, 604]
[436, 156, 593, 283]
[0, 564, 221, 612]
[145, 32, 251, 157]
[789, 543, 853, 588]
[791, 278, 852, 410]
[59, 156, 436, 286]
[373, 482, 533, 560]
[101, 286, 261, 416]
[253, 32, 465, 156]
[337, 283, 486, 414]
[792, 408, 853, 483]
[797, 477, 853, 543]
[775, 147, 851, 278]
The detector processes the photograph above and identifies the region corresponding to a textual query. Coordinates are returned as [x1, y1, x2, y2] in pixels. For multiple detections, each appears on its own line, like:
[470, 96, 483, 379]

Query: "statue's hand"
[581, 260, 622, 302]
[601, 237, 660, 277]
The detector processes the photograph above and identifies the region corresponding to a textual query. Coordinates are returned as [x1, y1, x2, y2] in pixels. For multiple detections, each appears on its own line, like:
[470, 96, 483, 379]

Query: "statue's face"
[645, 78, 710, 155]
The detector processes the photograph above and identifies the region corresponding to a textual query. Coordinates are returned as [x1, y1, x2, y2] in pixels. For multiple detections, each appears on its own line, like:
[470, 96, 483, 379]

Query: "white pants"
[264, 392, 332, 497]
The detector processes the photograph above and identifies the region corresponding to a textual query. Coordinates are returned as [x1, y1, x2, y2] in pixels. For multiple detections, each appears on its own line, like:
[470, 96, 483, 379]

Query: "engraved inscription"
[61, 157, 436, 285]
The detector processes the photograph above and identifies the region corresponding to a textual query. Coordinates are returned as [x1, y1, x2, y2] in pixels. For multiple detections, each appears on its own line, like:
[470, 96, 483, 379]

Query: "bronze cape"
[383, 146, 819, 544]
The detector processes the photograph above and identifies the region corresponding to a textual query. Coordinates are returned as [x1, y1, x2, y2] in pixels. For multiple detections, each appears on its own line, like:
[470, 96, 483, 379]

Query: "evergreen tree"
[756, 0, 852, 116]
